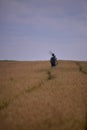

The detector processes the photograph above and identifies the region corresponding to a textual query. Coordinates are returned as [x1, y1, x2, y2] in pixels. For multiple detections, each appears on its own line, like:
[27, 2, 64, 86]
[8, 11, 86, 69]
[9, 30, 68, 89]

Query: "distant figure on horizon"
[50, 53, 58, 67]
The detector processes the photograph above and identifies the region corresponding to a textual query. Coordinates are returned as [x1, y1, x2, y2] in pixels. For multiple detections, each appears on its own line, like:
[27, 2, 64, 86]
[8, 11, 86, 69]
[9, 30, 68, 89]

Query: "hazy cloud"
[0, 0, 87, 60]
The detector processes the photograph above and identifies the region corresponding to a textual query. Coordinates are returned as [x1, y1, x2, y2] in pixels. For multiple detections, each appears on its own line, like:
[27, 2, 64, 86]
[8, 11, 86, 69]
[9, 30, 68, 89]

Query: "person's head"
[52, 53, 54, 56]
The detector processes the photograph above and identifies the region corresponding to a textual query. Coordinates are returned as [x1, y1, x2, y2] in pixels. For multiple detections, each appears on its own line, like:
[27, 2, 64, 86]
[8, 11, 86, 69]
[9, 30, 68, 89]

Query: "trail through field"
[0, 61, 87, 130]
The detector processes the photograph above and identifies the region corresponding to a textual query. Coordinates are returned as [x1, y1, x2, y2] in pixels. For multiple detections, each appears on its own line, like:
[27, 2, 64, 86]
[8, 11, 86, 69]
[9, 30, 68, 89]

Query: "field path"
[0, 60, 87, 130]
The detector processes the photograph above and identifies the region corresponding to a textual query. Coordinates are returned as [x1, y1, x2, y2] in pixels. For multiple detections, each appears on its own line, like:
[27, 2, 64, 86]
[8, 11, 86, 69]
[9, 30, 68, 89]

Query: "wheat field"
[0, 60, 87, 130]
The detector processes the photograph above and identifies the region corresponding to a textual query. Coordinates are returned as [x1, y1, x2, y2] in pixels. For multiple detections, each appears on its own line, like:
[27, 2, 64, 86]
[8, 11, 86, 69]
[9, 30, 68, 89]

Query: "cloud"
[1, 0, 87, 22]
[0, 0, 87, 60]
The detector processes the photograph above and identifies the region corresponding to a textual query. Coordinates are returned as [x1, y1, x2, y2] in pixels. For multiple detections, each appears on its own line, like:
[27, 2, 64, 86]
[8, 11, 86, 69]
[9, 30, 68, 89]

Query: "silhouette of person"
[50, 53, 57, 67]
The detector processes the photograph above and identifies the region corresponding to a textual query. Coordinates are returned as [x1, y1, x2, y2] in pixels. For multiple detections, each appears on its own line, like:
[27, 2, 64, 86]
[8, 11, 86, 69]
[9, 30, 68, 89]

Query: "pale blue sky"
[0, 0, 87, 61]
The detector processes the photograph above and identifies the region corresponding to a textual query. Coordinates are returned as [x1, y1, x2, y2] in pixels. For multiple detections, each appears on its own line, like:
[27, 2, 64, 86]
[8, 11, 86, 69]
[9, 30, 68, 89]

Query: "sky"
[0, 0, 87, 61]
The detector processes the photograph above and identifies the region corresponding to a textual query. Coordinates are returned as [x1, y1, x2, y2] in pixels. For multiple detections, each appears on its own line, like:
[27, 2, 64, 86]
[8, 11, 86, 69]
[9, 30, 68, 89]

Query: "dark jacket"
[50, 55, 56, 67]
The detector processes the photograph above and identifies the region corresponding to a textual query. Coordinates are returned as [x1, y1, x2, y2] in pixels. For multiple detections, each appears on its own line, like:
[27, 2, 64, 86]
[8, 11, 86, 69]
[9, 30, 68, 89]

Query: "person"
[50, 53, 57, 67]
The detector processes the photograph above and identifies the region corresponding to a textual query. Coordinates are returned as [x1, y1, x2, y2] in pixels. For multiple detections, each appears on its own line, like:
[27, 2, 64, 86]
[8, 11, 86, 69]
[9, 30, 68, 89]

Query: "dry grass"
[0, 60, 87, 130]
